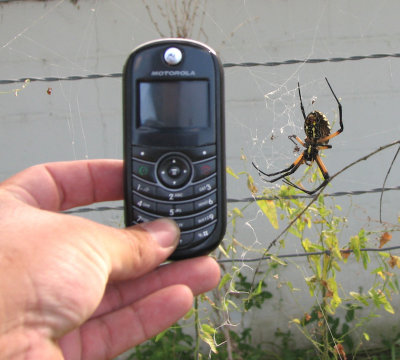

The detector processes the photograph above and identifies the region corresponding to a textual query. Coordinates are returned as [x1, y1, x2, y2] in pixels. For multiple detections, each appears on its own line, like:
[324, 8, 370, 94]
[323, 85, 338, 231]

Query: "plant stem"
[194, 296, 200, 360]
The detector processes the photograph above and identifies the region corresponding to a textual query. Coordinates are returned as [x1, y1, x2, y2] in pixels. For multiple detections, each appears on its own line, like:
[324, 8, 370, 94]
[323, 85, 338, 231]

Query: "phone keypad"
[130, 145, 219, 248]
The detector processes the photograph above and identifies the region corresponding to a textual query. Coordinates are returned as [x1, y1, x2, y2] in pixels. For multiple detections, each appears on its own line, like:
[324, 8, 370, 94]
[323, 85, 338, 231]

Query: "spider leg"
[317, 144, 332, 150]
[283, 155, 330, 195]
[297, 81, 307, 120]
[288, 135, 306, 147]
[318, 78, 343, 143]
[282, 178, 329, 195]
[315, 155, 330, 180]
[252, 152, 304, 183]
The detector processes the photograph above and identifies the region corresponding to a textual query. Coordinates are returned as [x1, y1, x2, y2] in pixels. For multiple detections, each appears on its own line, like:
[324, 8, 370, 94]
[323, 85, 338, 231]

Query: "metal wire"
[229, 185, 400, 203]
[1, 52, 400, 85]
[0, 73, 122, 85]
[64, 185, 400, 214]
[223, 52, 400, 68]
[217, 245, 400, 264]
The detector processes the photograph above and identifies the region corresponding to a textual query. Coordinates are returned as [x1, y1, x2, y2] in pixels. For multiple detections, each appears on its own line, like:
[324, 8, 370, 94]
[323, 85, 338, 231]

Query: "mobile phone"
[123, 38, 226, 260]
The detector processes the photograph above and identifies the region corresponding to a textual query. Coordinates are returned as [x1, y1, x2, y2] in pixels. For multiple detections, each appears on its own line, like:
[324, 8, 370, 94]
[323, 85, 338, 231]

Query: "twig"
[379, 144, 400, 223]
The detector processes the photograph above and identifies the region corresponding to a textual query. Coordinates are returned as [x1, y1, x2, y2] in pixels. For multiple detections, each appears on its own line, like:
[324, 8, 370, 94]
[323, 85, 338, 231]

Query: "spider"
[252, 77, 343, 195]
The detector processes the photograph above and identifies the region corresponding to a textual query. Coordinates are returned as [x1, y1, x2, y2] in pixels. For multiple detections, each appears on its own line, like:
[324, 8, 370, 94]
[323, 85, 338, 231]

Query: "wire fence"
[217, 246, 400, 264]
[65, 183, 400, 215]
[1, 51, 400, 85]
[5, 50, 400, 264]
[63, 180, 400, 265]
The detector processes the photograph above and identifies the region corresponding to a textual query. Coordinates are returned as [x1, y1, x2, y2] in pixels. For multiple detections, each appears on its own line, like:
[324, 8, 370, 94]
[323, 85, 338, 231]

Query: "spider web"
[1, 0, 400, 357]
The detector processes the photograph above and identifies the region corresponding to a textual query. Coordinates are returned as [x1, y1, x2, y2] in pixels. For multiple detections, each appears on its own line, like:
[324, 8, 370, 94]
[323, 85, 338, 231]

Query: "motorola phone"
[123, 38, 226, 260]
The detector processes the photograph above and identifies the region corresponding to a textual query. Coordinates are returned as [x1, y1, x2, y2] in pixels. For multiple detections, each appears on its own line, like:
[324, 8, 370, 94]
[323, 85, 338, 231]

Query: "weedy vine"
[141, 0, 208, 40]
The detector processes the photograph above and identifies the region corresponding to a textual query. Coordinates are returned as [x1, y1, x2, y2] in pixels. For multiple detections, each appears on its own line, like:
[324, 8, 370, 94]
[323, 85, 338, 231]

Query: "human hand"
[0, 160, 220, 360]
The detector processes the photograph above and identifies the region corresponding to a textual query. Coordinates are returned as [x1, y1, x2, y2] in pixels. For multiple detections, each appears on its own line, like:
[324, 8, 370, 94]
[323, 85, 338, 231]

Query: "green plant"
[128, 325, 194, 360]
[127, 158, 400, 360]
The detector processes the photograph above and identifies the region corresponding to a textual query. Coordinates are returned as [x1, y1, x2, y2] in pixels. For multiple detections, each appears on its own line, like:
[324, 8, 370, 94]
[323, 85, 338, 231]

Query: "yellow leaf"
[232, 207, 244, 218]
[256, 199, 279, 229]
[376, 271, 386, 280]
[200, 328, 217, 354]
[226, 166, 239, 179]
[247, 174, 258, 194]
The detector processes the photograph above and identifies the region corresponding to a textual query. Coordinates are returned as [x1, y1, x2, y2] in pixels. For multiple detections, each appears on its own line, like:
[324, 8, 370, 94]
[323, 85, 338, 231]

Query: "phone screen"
[138, 80, 209, 129]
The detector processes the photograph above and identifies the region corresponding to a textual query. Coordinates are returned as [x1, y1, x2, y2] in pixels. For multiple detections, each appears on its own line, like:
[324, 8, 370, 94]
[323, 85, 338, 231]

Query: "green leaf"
[361, 251, 370, 270]
[200, 324, 217, 353]
[256, 199, 279, 229]
[201, 323, 217, 335]
[155, 329, 168, 342]
[350, 235, 361, 261]
[254, 280, 264, 295]
[218, 273, 232, 290]
[226, 166, 239, 179]
[305, 275, 317, 296]
[349, 291, 370, 306]
[288, 225, 302, 238]
[345, 307, 355, 322]
[326, 277, 342, 313]
[184, 307, 194, 320]
[270, 254, 287, 266]
[302, 238, 312, 252]
[369, 289, 394, 314]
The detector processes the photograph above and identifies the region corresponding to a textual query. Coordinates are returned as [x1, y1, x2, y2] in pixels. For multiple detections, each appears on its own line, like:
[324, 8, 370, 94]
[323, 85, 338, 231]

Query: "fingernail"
[141, 218, 180, 249]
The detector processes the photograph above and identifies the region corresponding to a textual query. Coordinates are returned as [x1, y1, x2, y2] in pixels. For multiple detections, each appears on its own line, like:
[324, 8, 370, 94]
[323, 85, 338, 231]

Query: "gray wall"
[1, 0, 400, 349]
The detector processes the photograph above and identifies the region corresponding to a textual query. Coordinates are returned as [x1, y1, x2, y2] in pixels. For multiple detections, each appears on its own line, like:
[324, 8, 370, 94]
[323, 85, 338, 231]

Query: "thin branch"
[379, 144, 400, 223]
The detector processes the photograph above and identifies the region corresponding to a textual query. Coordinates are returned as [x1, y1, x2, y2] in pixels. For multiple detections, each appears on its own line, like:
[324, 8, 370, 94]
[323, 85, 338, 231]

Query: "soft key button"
[193, 158, 216, 181]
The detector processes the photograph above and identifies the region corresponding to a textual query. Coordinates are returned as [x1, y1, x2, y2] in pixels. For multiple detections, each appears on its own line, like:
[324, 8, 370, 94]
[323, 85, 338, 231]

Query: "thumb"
[105, 218, 180, 281]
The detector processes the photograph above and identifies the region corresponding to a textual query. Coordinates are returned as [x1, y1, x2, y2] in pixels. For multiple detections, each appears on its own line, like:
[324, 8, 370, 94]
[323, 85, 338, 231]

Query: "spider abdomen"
[304, 111, 331, 144]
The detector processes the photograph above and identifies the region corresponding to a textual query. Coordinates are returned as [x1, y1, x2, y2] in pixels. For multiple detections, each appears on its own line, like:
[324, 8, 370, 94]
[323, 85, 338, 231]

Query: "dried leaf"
[334, 344, 347, 360]
[379, 232, 392, 248]
[325, 290, 334, 298]
[341, 248, 351, 260]
[388, 255, 400, 269]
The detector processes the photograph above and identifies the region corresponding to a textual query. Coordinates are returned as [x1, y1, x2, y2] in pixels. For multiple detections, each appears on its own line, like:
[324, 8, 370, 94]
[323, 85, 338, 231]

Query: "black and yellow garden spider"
[252, 78, 343, 195]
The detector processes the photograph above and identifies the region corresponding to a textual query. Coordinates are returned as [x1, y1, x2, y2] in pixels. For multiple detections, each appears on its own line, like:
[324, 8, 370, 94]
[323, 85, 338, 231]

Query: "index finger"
[0, 160, 123, 211]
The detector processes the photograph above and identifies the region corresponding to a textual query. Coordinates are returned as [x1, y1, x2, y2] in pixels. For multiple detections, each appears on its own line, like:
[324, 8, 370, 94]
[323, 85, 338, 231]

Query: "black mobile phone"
[123, 38, 226, 260]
